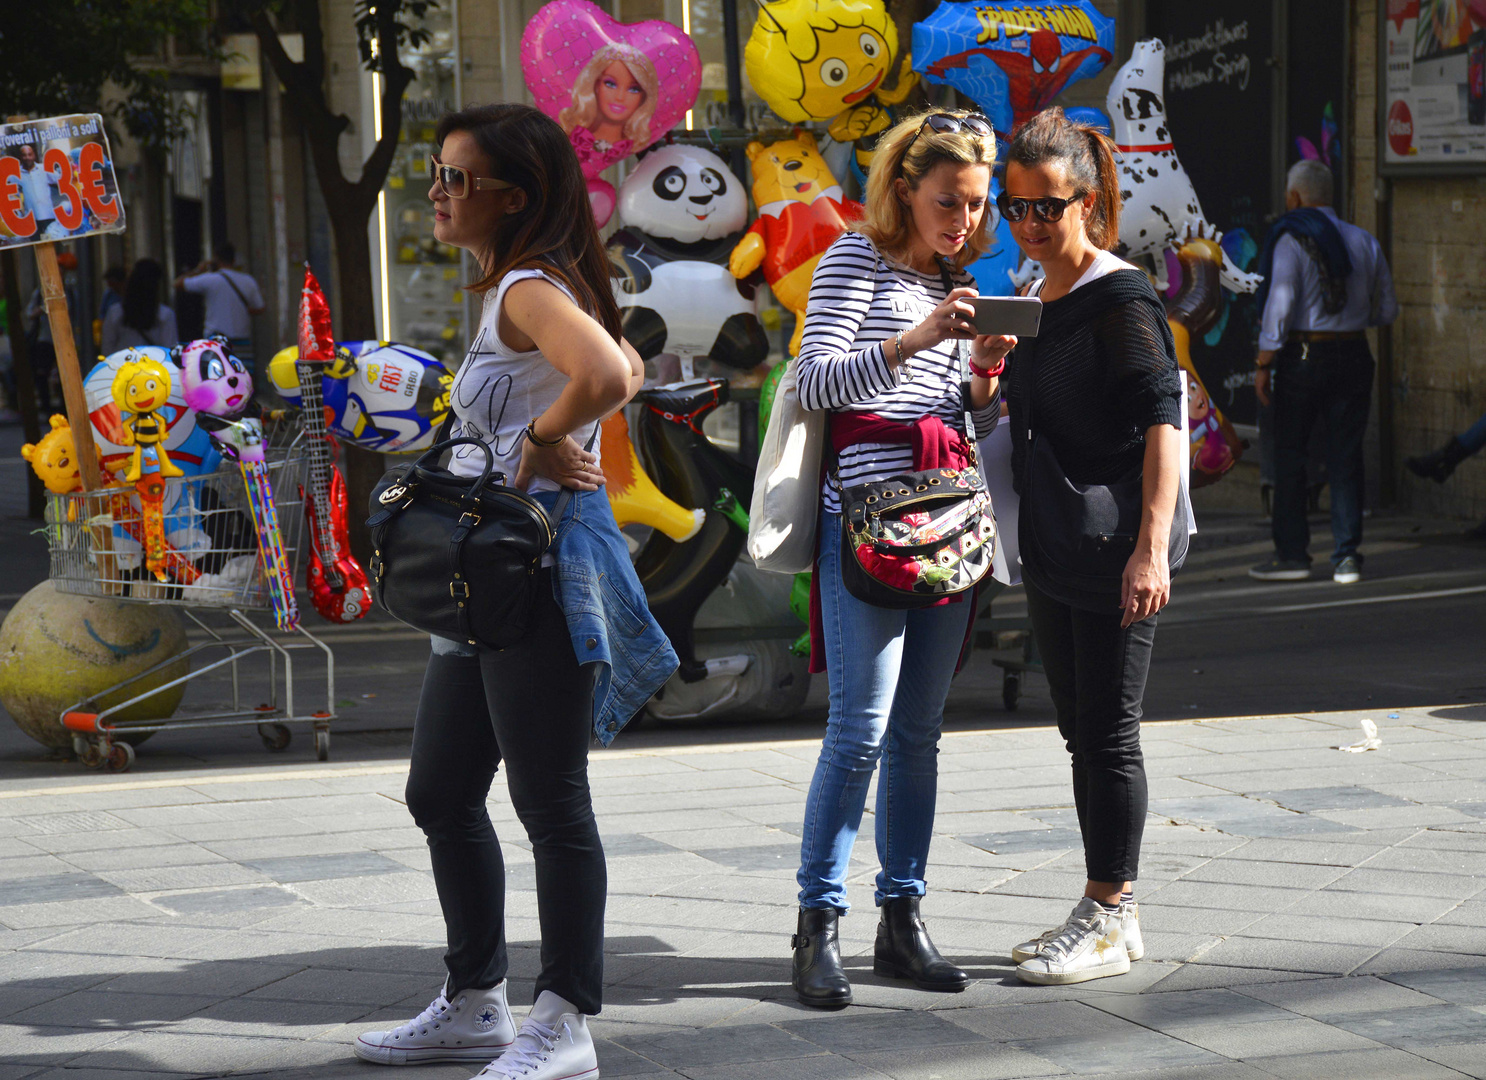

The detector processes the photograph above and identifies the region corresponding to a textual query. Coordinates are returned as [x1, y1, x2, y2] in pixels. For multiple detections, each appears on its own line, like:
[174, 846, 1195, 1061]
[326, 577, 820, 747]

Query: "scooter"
[629, 377, 810, 720]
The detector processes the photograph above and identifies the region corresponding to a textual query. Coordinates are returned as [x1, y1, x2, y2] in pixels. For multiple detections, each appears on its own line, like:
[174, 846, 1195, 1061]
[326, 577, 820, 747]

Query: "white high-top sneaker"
[1012, 897, 1144, 963]
[477, 991, 599, 1079]
[354, 980, 516, 1065]
[1015, 901, 1132, 985]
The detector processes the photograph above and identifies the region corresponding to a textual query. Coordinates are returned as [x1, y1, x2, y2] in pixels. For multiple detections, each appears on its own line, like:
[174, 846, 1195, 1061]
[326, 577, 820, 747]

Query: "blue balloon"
[968, 175, 1022, 297]
[913, 1, 1116, 137]
[1063, 106, 1111, 136]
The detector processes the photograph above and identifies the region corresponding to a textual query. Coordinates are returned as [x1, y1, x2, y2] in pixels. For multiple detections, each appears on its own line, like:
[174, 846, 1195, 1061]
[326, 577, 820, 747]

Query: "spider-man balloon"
[912, 1, 1115, 138]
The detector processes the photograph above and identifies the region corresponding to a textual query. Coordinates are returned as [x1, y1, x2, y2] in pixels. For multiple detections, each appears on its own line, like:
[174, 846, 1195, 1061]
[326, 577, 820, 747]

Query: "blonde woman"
[558, 44, 659, 174]
[789, 110, 1016, 1008]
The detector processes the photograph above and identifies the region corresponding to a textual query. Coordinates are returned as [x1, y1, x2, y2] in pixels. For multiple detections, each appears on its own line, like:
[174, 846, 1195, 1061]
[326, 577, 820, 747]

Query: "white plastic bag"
[748, 360, 824, 574]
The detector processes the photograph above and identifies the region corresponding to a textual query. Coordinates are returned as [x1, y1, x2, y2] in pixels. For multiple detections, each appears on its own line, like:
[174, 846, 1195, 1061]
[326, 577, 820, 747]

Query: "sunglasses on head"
[996, 190, 1087, 224]
[428, 155, 517, 200]
[908, 112, 993, 151]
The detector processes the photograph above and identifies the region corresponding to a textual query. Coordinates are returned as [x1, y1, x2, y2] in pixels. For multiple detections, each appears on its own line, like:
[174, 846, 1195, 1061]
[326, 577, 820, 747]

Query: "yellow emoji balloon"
[745, 0, 918, 125]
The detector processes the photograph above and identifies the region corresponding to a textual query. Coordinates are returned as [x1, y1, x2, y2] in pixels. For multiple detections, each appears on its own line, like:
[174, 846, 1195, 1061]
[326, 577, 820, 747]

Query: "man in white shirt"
[176, 241, 266, 375]
[1249, 160, 1398, 586]
[11, 145, 67, 241]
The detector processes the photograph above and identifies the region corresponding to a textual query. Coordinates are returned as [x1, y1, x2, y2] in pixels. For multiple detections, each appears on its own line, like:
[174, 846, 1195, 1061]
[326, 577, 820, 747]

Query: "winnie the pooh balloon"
[728, 132, 862, 356]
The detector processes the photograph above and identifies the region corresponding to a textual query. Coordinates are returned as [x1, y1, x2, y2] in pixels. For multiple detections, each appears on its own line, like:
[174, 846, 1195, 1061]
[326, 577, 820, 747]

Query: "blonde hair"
[858, 109, 998, 271]
[558, 45, 660, 145]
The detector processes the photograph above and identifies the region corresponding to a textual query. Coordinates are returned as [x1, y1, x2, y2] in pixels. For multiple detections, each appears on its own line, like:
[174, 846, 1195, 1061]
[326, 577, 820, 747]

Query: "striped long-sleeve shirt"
[796, 231, 1000, 513]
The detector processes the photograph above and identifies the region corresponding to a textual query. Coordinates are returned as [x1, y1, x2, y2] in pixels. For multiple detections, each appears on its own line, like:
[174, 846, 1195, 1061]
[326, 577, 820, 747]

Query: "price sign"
[0, 114, 126, 249]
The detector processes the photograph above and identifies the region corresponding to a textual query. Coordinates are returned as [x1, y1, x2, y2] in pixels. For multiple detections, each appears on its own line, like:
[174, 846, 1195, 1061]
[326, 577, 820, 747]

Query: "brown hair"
[435, 103, 621, 339]
[1004, 107, 1122, 251]
[858, 109, 997, 271]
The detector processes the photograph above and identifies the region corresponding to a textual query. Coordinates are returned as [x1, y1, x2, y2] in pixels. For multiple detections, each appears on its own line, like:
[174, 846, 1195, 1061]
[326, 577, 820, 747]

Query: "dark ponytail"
[1006, 108, 1123, 251]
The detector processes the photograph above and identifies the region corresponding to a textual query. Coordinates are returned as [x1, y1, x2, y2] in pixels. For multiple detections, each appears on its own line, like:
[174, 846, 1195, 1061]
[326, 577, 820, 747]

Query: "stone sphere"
[0, 582, 188, 749]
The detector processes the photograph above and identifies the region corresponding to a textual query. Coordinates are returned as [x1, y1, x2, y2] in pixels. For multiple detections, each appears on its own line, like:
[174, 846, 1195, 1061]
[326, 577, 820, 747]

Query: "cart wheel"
[314, 729, 330, 761]
[258, 723, 293, 752]
[1003, 671, 1021, 712]
[103, 741, 135, 773]
[78, 740, 105, 770]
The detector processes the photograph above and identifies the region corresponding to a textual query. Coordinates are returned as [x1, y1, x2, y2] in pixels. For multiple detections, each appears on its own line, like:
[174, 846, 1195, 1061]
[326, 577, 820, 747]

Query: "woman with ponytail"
[998, 108, 1184, 986]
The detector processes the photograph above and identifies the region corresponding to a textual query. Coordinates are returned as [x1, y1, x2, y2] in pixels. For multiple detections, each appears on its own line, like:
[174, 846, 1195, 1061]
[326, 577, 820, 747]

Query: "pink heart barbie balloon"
[521, 0, 701, 223]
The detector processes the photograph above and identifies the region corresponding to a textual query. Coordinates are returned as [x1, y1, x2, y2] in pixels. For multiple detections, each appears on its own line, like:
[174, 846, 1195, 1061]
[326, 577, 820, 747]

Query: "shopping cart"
[45, 414, 336, 771]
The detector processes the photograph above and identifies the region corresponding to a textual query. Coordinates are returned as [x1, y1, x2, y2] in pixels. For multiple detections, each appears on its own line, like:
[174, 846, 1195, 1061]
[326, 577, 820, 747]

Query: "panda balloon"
[609, 145, 769, 370]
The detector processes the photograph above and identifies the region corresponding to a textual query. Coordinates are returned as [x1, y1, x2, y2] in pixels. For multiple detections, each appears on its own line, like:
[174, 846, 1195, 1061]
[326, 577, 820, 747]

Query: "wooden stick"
[34, 242, 105, 493]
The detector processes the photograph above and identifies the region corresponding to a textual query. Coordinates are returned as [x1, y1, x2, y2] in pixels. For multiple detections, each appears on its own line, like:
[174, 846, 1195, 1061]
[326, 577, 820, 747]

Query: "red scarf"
[808, 412, 978, 674]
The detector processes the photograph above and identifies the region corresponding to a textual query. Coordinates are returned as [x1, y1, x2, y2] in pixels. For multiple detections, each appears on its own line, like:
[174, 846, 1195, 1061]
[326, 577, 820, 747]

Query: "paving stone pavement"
[3, 705, 1486, 1079]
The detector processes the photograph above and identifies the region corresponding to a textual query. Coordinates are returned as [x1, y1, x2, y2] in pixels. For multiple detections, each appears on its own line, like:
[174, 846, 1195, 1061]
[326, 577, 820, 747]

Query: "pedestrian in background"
[353, 103, 669, 1080]
[1250, 160, 1397, 584]
[99, 265, 126, 319]
[176, 241, 264, 373]
[101, 259, 177, 355]
[1000, 107, 1184, 986]
[789, 109, 1014, 1009]
[1407, 409, 1486, 539]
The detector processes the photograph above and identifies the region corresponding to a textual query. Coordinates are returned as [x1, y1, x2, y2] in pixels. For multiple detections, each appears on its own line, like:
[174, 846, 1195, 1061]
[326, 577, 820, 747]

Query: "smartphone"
[968, 295, 1043, 337]
[1469, 30, 1485, 126]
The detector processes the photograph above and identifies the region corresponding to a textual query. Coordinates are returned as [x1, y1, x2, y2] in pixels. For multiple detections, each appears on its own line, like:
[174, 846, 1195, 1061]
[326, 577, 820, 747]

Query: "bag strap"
[936, 257, 979, 450]
[217, 270, 253, 316]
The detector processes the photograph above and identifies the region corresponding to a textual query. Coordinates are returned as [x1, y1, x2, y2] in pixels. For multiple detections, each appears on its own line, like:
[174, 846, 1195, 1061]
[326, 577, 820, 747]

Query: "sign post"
[1, 114, 126, 492]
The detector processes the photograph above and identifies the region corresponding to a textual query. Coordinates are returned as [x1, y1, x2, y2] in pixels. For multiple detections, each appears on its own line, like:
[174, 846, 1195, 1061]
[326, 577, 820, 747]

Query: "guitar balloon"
[296, 269, 370, 623]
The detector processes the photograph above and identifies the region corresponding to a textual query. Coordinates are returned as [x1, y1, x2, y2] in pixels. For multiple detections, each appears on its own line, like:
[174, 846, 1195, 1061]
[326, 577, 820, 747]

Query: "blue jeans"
[1459, 410, 1486, 456]
[1272, 341, 1374, 566]
[797, 512, 973, 912]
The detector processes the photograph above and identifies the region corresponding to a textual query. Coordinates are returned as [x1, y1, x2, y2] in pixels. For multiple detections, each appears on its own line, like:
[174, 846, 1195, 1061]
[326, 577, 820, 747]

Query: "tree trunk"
[327, 198, 383, 565]
[1, 250, 45, 518]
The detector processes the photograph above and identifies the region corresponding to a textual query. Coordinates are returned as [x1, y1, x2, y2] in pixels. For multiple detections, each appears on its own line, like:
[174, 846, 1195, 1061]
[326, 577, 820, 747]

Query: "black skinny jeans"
[404, 570, 606, 1014]
[1024, 579, 1157, 884]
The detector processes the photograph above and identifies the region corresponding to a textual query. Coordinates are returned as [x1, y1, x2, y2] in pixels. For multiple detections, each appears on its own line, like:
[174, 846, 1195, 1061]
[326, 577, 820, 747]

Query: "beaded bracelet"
[525, 418, 565, 447]
[969, 356, 1006, 379]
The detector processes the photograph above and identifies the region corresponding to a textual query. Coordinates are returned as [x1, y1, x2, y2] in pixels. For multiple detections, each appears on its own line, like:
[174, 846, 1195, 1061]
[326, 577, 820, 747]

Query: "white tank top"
[446, 268, 602, 494]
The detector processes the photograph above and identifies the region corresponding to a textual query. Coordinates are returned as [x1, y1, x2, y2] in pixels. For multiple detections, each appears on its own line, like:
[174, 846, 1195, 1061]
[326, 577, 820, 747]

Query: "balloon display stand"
[42, 415, 337, 772]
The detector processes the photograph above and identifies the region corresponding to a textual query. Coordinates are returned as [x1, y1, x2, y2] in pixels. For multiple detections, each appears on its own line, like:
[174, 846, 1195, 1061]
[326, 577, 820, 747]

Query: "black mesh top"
[1005, 269, 1183, 495]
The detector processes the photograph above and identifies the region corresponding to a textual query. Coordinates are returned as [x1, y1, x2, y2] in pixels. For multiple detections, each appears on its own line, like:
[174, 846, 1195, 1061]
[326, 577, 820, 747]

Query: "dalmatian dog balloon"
[1106, 39, 1262, 295]
[609, 144, 769, 369]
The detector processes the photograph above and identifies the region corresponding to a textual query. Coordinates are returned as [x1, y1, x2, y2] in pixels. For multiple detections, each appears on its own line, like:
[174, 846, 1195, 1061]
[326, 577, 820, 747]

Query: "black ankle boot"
[1406, 438, 1470, 483]
[873, 896, 969, 992]
[791, 907, 852, 1008]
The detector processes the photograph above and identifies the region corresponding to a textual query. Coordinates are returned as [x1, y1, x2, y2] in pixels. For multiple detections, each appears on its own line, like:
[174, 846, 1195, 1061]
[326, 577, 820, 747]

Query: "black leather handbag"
[1018, 337, 1188, 610]
[366, 437, 571, 650]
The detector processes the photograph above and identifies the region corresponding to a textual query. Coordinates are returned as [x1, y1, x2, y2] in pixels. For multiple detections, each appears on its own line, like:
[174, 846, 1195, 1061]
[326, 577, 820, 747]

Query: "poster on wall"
[0, 115, 125, 248]
[1381, 0, 1486, 172]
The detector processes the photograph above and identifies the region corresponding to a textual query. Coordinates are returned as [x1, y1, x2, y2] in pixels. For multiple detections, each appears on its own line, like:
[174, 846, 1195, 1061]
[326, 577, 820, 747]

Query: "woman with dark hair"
[353, 103, 674, 1080]
[100, 258, 176, 354]
[788, 110, 1015, 1008]
[999, 107, 1183, 986]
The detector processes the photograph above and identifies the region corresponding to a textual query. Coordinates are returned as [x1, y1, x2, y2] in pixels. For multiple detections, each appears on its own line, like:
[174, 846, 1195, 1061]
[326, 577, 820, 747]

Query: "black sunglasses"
[908, 113, 993, 152]
[996, 191, 1087, 224]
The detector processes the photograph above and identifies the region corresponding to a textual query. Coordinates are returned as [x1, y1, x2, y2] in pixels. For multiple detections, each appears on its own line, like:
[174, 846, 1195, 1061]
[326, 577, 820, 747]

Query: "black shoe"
[1406, 438, 1471, 483]
[791, 907, 852, 1008]
[873, 896, 969, 992]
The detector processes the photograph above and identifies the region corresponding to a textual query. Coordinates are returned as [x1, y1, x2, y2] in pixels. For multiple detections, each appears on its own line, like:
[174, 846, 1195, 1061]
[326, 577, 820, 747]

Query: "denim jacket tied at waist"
[535, 486, 678, 744]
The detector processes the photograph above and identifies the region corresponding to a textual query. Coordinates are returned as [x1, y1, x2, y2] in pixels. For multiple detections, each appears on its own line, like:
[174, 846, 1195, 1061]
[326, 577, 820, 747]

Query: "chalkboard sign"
[1145, 0, 1275, 428]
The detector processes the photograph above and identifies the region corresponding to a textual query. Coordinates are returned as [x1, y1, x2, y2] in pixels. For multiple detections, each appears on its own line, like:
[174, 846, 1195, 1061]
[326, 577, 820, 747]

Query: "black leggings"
[405, 571, 605, 1014]
[1024, 580, 1156, 884]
